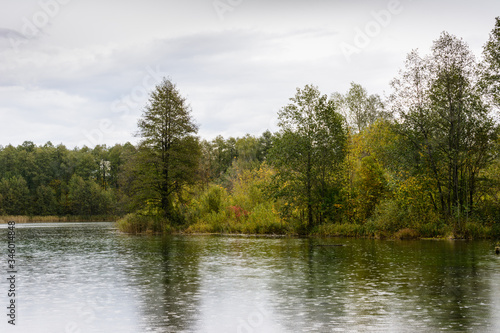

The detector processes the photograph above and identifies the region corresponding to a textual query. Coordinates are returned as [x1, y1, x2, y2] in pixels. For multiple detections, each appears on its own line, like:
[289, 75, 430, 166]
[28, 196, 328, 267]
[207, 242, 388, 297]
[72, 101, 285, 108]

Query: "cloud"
[0, 86, 105, 146]
[0, 27, 405, 147]
[0, 0, 499, 148]
[0, 28, 26, 40]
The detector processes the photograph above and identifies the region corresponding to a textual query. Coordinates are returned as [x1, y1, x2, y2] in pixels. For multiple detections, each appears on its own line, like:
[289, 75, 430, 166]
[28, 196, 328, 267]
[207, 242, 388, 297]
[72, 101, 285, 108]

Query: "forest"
[1, 18, 499, 239]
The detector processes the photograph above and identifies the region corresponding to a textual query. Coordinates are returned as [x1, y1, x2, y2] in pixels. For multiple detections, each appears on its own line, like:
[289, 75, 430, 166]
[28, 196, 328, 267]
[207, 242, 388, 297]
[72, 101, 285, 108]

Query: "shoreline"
[2, 216, 495, 240]
[0, 216, 118, 224]
[123, 229, 494, 241]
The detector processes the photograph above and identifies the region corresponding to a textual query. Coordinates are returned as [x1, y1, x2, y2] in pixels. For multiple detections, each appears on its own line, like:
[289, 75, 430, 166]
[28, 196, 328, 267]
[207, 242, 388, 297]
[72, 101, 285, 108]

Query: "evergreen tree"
[135, 78, 201, 222]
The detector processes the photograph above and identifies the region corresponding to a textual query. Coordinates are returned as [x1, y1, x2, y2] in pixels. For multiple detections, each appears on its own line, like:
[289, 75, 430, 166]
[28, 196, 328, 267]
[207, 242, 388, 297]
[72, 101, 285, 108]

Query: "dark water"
[1, 222, 500, 332]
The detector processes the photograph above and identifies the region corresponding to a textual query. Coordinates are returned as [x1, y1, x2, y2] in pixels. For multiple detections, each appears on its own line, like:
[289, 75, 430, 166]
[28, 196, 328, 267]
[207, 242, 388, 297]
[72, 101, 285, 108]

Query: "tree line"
[0, 141, 134, 217]
[2, 18, 500, 238]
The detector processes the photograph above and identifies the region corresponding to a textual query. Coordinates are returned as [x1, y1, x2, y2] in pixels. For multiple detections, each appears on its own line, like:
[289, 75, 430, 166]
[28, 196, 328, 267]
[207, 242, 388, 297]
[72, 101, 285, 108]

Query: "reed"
[0, 215, 118, 223]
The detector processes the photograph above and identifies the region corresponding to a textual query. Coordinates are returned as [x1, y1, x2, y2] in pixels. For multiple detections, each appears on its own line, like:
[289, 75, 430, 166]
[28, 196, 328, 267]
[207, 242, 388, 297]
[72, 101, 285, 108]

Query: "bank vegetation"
[2, 19, 500, 239]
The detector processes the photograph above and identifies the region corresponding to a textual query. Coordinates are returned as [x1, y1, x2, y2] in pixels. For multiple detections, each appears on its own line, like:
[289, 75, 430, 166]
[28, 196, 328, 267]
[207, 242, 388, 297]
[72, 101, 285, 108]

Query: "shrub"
[456, 221, 491, 239]
[394, 228, 420, 240]
[314, 223, 369, 237]
[417, 222, 451, 238]
[244, 202, 287, 234]
[491, 222, 500, 239]
[116, 213, 170, 234]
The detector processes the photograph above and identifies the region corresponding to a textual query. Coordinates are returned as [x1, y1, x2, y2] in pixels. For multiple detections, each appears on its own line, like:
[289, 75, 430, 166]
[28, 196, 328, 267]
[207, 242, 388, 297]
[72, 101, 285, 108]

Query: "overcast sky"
[0, 0, 499, 148]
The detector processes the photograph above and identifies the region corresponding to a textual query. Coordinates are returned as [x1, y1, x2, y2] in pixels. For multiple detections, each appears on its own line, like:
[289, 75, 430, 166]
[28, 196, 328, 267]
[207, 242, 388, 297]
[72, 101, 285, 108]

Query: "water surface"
[1, 222, 500, 332]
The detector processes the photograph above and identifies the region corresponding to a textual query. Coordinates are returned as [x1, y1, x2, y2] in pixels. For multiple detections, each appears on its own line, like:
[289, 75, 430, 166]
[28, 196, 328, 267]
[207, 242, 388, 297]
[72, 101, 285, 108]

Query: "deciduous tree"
[391, 32, 498, 223]
[270, 85, 347, 231]
[332, 82, 388, 133]
[482, 17, 500, 109]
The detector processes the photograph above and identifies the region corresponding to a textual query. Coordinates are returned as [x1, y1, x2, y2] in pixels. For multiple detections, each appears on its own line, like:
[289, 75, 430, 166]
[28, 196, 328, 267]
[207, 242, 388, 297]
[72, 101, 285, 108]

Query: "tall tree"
[391, 32, 498, 222]
[270, 85, 347, 231]
[482, 17, 500, 109]
[332, 82, 388, 133]
[136, 78, 200, 222]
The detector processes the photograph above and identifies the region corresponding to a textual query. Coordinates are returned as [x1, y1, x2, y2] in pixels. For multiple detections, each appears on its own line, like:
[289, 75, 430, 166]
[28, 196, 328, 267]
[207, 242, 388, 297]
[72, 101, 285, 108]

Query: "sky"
[0, 0, 499, 148]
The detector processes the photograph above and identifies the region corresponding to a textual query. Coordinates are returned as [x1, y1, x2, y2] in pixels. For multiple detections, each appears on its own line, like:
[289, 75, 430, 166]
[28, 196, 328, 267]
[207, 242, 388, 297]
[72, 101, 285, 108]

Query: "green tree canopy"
[135, 78, 201, 222]
[331, 82, 388, 133]
[482, 17, 500, 108]
[270, 84, 347, 231]
[390, 32, 498, 221]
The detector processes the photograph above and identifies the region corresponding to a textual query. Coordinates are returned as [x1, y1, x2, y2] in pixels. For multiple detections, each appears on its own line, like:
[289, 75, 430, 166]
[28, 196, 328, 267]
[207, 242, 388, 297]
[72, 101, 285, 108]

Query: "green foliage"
[184, 165, 287, 234]
[269, 84, 347, 231]
[491, 223, 500, 238]
[133, 78, 201, 222]
[33, 185, 59, 216]
[354, 155, 386, 221]
[68, 175, 114, 217]
[390, 32, 498, 224]
[0, 141, 130, 218]
[244, 202, 287, 234]
[3, 20, 500, 240]
[455, 221, 491, 239]
[184, 185, 229, 232]
[394, 228, 420, 240]
[199, 185, 229, 216]
[0, 176, 29, 215]
[370, 199, 412, 233]
[198, 132, 274, 188]
[339, 119, 397, 224]
[418, 222, 452, 239]
[482, 17, 500, 107]
[314, 223, 372, 237]
[332, 82, 389, 133]
[116, 213, 171, 234]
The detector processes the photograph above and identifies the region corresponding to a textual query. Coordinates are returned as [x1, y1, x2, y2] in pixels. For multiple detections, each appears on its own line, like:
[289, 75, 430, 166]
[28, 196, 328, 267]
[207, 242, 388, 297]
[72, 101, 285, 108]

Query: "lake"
[1, 222, 500, 332]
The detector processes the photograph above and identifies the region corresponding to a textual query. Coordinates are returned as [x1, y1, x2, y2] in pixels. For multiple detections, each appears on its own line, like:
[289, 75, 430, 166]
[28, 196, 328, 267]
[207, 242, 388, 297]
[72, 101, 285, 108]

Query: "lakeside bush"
[394, 228, 420, 240]
[314, 223, 371, 238]
[182, 166, 290, 235]
[116, 213, 171, 234]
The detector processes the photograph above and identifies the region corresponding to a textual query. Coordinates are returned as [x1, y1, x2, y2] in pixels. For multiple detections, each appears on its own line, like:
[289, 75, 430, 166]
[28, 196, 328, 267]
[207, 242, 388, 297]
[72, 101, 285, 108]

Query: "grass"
[117, 211, 497, 239]
[4, 215, 494, 241]
[311, 219, 496, 240]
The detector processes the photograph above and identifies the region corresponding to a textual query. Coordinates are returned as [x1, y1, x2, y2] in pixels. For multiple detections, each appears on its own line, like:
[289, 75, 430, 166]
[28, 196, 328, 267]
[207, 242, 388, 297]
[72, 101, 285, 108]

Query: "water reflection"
[1, 223, 500, 332]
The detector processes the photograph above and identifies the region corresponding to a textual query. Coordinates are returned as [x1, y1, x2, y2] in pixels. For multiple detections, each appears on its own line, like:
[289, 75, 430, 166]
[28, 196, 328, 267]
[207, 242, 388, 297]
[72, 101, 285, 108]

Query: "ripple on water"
[1, 225, 500, 332]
